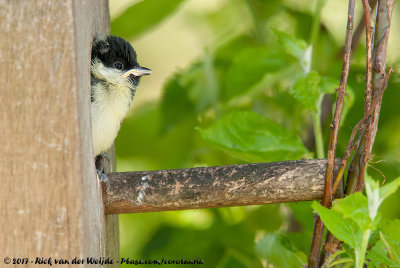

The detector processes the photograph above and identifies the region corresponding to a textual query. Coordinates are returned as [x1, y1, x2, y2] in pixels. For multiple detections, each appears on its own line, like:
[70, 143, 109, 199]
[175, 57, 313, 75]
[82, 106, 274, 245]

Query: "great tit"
[91, 35, 151, 163]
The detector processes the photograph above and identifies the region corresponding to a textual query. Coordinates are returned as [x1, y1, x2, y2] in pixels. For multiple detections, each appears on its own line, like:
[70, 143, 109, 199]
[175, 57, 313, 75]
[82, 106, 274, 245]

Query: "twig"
[308, 1, 356, 267]
[357, 67, 392, 191]
[319, 1, 393, 264]
[363, 0, 373, 114]
[327, 0, 377, 203]
[320, 66, 392, 268]
[356, 0, 394, 191]
[368, 163, 387, 183]
[344, 0, 381, 195]
[322, 1, 355, 206]
[357, 0, 394, 191]
[339, 0, 377, 58]
[354, 0, 374, 194]
[331, 70, 391, 194]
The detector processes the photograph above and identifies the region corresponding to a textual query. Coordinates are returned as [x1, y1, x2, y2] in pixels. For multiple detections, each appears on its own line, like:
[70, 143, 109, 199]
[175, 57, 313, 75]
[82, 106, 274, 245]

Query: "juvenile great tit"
[91, 35, 151, 161]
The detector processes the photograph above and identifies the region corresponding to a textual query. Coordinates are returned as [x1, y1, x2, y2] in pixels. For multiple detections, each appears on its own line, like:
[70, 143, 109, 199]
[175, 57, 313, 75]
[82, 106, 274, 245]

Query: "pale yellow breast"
[91, 83, 133, 156]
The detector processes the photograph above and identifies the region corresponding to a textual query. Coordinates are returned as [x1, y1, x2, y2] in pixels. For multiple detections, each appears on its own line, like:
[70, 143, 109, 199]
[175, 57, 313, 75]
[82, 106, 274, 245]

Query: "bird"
[90, 35, 151, 175]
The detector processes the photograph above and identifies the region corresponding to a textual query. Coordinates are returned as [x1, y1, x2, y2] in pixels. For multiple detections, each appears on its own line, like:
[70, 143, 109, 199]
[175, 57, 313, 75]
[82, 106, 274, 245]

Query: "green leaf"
[366, 176, 400, 221]
[380, 232, 400, 265]
[379, 219, 400, 265]
[255, 233, 306, 268]
[160, 58, 220, 133]
[224, 47, 293, 100]
[367, 239, 400, 267]
[198, 111, 308, 162]
[289, 71, 321, 112]
[182, 58, 218, 112]
[273, 29, 308, 63]
[379, 177, 400, 202]
[333, 192, 371, 230]
[312, 201, 363, 249]
[366, 176, 382, 221]
[111, 0, 185, 39]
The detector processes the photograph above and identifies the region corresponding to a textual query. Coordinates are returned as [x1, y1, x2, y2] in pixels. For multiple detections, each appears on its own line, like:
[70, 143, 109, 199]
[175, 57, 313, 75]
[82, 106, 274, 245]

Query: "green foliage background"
[110, 0, 400, 266]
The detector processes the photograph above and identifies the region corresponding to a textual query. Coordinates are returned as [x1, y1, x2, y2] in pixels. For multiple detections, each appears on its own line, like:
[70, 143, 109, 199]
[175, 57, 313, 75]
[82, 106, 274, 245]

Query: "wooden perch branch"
[104, 159, 341, 215]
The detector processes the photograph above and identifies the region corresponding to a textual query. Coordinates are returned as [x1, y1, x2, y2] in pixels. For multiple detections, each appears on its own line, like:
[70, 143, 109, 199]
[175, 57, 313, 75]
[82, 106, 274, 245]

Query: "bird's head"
[91, 35, 151, 89]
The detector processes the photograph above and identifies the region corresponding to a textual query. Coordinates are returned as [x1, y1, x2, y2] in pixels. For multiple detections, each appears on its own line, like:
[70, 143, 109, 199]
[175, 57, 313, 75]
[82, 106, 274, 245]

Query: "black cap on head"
[91, 35, 151, 88]
[92, 35, 139, 71]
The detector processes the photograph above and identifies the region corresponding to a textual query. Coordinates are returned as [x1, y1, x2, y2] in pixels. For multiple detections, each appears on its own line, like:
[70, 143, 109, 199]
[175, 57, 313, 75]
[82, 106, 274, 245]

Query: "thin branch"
[357, 66, 392, 191]
[339, 0, 377, 58]
[308, 1, 355, 267]
[331, 70, 391, 194]
[356, 0, 394, 191]
[325, 0, 376, 215]
[363, 0, 374, 114]
[104, 159, 341, 214]
[321, 0, 355, 206]
[319, 0, 393, 264]
[349, 13, 365, 55]
[321, 66, 392, 268]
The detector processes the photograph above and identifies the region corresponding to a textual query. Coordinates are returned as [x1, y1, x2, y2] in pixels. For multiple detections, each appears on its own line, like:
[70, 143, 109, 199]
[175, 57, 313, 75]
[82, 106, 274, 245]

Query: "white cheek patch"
[99, 66, 120, 81]
[92, 60, 130, 86]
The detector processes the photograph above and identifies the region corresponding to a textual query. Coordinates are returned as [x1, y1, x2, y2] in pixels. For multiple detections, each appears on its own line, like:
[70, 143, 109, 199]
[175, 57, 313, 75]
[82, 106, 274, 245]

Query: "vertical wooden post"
[0, 1, 119, 266]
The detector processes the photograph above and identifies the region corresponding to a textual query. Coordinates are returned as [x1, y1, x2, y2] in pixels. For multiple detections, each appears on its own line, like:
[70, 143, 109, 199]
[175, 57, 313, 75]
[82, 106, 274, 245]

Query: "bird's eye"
[114, 62, 123, 70]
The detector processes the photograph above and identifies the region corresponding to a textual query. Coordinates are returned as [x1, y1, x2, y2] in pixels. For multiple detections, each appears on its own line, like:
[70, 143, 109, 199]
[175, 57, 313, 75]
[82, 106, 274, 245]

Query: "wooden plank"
[104, 145, 120, 265]
[0, 0, 118, 266]
[105, 159, 342, 214]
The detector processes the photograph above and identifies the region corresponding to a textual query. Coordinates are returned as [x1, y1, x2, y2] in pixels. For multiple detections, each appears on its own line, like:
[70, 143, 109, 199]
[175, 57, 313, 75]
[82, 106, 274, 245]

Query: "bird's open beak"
[122, 66, 152, 78]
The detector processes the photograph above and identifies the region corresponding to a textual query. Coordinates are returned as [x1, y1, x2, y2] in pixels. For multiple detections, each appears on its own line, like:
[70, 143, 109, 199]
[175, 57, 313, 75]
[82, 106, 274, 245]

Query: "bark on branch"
[104, 159, 341, 215]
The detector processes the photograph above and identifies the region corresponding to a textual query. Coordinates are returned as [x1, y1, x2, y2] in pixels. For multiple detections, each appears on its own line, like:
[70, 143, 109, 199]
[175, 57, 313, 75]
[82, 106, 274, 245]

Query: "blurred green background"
[109, 0, 400, 267]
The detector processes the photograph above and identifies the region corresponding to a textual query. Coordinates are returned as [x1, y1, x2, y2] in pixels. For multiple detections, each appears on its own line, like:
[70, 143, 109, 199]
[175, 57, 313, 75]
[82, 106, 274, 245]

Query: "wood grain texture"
[105, 159, 341, 214]
[0, 0, 118, 266]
